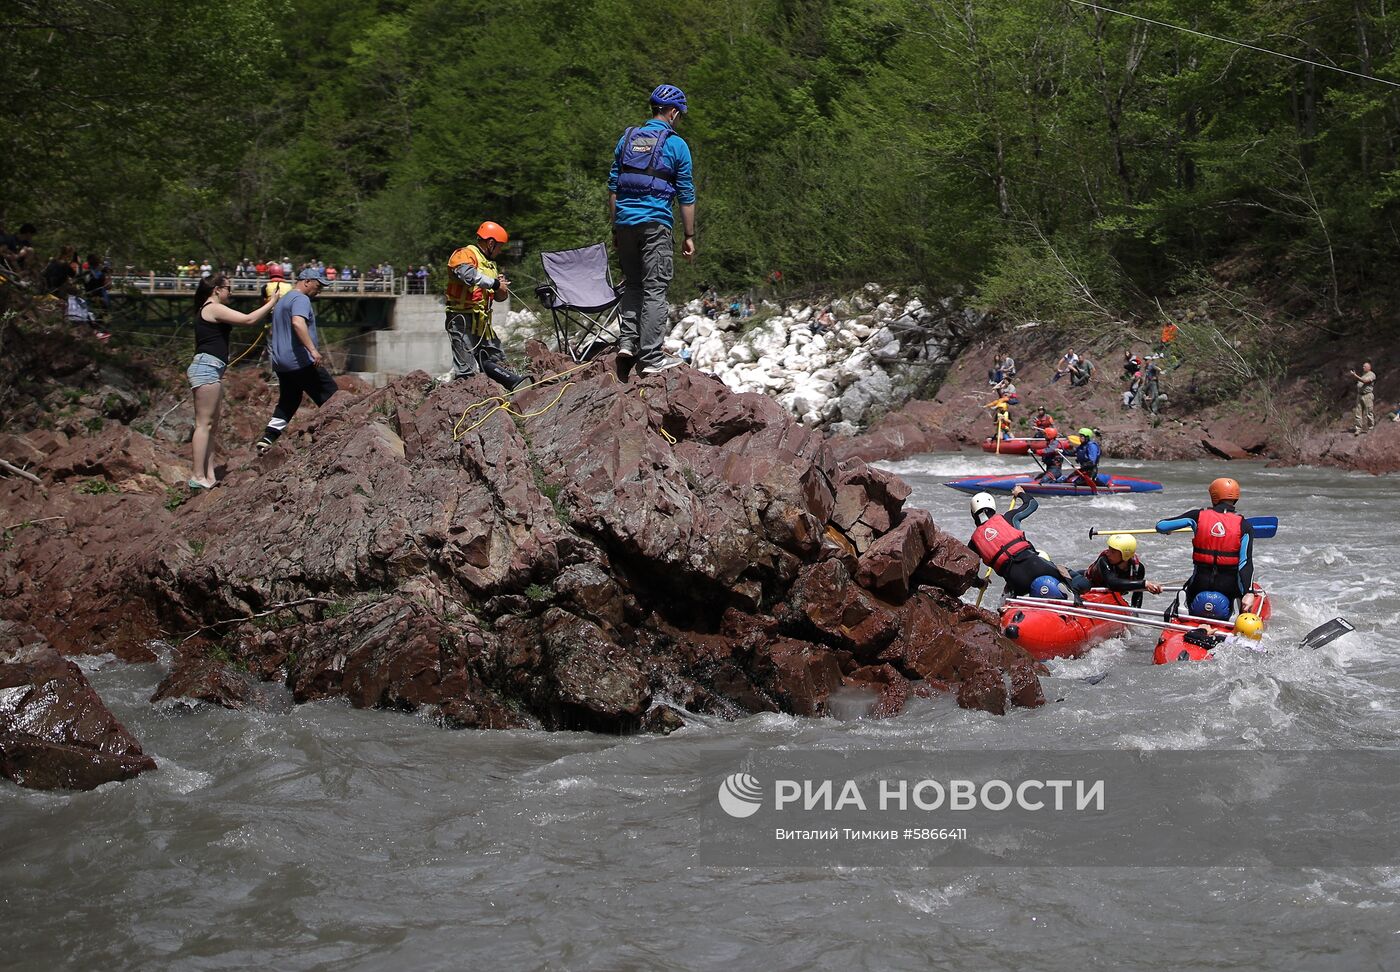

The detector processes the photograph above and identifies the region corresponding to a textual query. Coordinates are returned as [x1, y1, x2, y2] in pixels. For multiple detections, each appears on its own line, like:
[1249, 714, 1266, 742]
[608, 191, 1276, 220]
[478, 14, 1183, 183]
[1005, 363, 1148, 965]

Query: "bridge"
[109, 274, 507, 378]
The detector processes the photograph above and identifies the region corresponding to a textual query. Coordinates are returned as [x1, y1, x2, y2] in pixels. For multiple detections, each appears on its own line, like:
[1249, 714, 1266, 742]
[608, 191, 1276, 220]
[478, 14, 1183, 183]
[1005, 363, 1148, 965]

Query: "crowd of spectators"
[698, 285, 754, 320]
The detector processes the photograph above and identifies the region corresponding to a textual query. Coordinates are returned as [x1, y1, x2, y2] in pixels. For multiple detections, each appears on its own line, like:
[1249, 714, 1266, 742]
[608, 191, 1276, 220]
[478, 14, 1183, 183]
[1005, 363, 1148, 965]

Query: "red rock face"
[0, 622, 156, 790]
[0, 339, 1045, 744]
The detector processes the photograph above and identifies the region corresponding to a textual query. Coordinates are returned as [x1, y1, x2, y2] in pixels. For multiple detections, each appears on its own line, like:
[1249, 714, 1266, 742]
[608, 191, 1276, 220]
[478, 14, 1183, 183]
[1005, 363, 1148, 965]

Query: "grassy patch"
[164, 486, 188, 511]
[525, 583, 551, 603]
[77, 478, 117, 495]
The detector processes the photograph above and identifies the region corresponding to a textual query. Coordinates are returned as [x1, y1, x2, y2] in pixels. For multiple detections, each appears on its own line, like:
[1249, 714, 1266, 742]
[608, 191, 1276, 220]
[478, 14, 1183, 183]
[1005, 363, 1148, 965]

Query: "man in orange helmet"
[442, 221, 529, 390]
[1154, 477, 1257, 612]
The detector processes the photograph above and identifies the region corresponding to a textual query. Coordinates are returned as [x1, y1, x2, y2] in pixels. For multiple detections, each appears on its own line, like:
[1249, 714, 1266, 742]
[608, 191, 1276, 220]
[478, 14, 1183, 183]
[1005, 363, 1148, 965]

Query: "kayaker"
[1216, 612, 1267, 652]
[985, 396, 1013, 439]
[1072, 427, 1101, 487]
[1035, 440, 1069, 483]
[1155, 477, 1257, 613]
[1084, 533, 1163, 608]
[968, 486, 1089, 598]
[1033, 406, 1056, 434]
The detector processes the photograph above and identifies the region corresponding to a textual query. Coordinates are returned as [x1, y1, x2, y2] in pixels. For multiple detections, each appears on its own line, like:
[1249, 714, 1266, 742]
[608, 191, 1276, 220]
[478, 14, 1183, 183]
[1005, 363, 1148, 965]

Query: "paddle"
[1299, 617, 1354, 650]
[1004, 597, 1198, 633]
[1089, 516, 1279, 540]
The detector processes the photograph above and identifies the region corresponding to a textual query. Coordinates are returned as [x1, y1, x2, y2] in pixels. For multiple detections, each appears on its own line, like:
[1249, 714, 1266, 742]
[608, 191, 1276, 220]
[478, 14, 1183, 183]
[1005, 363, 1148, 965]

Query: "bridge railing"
[111, 274, 416, 298]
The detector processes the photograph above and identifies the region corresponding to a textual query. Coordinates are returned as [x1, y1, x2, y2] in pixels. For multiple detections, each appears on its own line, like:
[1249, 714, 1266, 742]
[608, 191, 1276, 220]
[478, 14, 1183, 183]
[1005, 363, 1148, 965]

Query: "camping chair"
[534, 243, 623, 362]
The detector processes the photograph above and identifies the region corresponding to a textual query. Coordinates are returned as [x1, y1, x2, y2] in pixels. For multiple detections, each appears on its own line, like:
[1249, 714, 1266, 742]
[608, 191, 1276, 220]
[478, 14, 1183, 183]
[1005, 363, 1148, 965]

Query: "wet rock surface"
[0, 622, 157, 790]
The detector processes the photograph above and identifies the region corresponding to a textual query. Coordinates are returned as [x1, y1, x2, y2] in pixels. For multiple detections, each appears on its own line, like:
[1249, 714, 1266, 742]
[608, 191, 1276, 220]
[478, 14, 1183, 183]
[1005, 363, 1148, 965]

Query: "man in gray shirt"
[255, 268, 339, 453]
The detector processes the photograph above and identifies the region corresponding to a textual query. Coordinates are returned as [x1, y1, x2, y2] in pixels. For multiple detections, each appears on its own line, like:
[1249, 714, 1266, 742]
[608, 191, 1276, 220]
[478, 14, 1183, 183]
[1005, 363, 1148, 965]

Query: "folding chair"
[534, 243, 623, 362]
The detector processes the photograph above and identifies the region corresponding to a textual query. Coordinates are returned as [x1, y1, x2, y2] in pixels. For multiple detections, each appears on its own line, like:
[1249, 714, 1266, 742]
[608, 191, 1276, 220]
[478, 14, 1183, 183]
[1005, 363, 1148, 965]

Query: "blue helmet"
[1190, 591, 1231, 618]
[1031, 575, 1064, 599]
[650, 84, 688, 114]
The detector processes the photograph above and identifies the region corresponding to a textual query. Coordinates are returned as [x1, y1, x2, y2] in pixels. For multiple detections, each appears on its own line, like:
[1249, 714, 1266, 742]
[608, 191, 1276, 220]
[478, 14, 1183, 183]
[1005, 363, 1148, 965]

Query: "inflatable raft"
[1000, 590, 1130, 660]
[1152, 586, 1273, 664]
[979, 436, 1072, 455]
[944, 472, 1164, 496]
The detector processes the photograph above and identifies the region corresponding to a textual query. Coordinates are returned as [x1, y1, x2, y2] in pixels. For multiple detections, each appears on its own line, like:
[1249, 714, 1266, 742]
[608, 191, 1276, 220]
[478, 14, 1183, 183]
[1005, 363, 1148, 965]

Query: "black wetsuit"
[1085, 551, 1149, 608]
[985, 494, 1081, 597]
[1155, 502, 1255, 607]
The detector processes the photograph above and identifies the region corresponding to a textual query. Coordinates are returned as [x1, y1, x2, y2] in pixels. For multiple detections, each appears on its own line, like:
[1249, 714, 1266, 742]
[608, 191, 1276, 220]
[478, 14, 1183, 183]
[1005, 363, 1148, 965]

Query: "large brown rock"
[0, 622, 157, 790]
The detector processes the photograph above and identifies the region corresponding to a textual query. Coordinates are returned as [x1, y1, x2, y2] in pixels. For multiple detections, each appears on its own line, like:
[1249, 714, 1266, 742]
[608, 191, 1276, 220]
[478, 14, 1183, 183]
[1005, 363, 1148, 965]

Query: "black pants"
[1185, 566, 1246, 608]
[261, 365, 338, 442]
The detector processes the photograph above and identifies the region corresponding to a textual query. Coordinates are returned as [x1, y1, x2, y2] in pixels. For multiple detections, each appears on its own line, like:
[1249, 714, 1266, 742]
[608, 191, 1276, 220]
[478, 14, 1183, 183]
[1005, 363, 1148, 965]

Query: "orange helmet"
[476, 221, 509, 244]
[1208, 477, 1240, 504]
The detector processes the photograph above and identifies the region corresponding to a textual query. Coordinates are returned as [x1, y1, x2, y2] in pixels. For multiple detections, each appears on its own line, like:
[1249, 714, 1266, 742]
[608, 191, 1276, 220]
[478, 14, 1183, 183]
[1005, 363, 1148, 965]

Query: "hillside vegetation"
[8, 0, 1400, 321]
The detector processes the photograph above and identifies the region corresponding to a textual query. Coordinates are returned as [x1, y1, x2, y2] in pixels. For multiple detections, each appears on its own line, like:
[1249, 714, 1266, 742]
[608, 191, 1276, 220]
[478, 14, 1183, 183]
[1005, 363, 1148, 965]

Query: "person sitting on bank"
[968, 485, 1089, 599]
[1084, 533, 1163, 608]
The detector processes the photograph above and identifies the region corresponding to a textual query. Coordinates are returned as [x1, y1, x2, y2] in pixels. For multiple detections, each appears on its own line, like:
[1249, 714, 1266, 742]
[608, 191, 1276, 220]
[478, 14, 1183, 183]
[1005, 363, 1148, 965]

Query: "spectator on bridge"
[280, 258, 292, 276]
[188, 274, 280, 488]
[325, 265, 338, 286]
[80, 255, 111, 339]
[415, 265, 429, 293]
[199, 260, 212, 278]
[255, 259, 267, 277]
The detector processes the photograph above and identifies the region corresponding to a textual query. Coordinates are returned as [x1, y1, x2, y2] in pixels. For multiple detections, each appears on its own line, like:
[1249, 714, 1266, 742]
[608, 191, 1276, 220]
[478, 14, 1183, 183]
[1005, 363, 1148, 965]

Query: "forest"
[7, 0, 1400, 314]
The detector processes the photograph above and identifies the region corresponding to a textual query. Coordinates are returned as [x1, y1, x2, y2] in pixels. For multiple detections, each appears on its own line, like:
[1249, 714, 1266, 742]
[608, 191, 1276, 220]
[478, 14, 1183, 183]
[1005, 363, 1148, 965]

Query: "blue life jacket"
[1077, 440, 1101, 466]
[615, 127, 677, 201]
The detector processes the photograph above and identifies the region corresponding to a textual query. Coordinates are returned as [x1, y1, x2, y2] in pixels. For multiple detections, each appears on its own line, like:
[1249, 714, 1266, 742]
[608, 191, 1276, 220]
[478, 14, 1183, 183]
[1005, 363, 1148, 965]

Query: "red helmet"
[1208, 477, 1240, 504]
[476, 221, 509, 245]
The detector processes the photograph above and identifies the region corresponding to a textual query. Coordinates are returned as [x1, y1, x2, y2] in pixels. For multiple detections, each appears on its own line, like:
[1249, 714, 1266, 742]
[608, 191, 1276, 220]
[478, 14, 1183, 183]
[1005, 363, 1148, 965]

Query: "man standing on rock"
[608, 84, 696, 380]
[254, 268, 339, 454]
[1349, 361, 1376, 435]
[440, 221, 529, 390]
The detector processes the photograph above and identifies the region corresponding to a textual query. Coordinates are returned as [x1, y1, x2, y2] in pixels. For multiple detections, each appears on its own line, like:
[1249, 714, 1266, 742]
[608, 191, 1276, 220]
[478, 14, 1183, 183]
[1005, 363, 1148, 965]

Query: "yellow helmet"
[1234, 613, 1264, 640]
[1106, 534, 1137, 557]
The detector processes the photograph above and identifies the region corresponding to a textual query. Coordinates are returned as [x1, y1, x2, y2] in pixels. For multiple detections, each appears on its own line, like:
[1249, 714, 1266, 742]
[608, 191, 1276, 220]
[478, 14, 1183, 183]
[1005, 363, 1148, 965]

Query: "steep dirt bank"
[835, 297, 1400, 475]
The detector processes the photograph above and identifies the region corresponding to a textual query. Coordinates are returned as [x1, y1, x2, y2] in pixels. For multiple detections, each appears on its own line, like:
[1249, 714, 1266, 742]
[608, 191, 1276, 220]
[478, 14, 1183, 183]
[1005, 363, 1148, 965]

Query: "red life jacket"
[969, 514, 1034, 572]
[1034, 414, 1054, 430]
[1192, 509, 1243, 568]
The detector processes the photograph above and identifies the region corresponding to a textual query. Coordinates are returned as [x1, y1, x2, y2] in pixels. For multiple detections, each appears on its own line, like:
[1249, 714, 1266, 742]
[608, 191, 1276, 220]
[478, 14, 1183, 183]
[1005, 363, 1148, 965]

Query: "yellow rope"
[226, 324, 268, 367]
[451, 358, 599, 440]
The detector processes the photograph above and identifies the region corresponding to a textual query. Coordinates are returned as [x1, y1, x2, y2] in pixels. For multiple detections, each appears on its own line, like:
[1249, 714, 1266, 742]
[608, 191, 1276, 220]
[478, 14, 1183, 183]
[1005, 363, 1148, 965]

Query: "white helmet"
[970, 492, 997, 519]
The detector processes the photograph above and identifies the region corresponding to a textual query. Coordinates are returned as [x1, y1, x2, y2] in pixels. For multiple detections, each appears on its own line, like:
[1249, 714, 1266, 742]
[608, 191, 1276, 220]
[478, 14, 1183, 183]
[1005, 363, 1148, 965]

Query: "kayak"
[979, 436, 1072, 455]
[944, 472, 1164, 496]
[1000, 590, 1130, 660]
[1152, 586, 1273, 664]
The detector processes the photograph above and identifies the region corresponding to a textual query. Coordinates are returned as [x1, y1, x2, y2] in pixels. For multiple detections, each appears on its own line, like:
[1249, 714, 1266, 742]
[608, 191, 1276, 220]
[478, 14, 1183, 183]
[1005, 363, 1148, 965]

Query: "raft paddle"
[1299, 617, 1354, 650]
[1089, 516, 1278, 540]
[1003, 598, 1201, 633]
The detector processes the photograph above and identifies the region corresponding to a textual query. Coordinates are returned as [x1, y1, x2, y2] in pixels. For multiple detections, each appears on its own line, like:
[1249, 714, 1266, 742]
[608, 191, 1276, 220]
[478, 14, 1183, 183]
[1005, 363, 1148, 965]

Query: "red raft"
[1152, 586, 1273, 664]
[1000, 590, 1129, 661]
[979, 436, 1071, 455]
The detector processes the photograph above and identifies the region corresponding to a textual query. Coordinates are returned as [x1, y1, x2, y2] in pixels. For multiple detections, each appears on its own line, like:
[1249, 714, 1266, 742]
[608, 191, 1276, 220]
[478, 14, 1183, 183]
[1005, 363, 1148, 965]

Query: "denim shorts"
[187, 352, 227, 389]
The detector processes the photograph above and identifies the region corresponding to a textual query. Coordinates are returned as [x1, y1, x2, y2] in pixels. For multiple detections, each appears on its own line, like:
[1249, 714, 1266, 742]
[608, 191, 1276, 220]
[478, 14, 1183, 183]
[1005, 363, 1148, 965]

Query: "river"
[1, 454, 1396, 970]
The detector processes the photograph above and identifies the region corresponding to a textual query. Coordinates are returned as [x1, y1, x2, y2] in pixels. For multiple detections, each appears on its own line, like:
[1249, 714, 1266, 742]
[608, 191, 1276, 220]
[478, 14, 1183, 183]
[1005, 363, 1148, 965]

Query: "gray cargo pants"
[613, 222, 673, 367]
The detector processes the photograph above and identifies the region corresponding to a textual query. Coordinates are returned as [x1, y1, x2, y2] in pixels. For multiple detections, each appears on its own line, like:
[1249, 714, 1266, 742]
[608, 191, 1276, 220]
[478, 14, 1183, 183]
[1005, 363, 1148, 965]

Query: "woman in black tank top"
[186, 274, 279, 488]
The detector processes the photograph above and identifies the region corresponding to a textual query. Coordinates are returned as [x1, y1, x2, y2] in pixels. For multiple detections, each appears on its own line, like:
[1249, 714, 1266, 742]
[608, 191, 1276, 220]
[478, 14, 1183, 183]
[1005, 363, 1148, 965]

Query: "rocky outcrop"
[1, 331, 1044, 746]
[0, 622, 157, 790]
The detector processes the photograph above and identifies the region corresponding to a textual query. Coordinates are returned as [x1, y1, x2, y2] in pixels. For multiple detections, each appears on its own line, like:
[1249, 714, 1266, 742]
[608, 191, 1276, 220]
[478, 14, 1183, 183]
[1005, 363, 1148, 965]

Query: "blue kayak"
[944, 472, 1163, 496]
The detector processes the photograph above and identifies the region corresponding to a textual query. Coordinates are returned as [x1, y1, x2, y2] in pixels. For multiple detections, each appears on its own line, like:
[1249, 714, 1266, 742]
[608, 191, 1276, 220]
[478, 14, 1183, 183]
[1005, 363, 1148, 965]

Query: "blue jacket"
[608, 119, 695, 228]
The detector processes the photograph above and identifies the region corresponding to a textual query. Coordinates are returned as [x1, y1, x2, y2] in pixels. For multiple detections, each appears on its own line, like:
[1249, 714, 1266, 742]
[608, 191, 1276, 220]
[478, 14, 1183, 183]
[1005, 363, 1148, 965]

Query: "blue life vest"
[616, 127, 677, 201]
[1077, 440, 1101, 466]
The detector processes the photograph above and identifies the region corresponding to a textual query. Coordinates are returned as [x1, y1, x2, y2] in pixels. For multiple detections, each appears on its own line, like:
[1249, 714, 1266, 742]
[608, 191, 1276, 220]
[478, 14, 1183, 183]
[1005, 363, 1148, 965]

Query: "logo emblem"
[718, 772, 763, 818]
[983, 527, 999, 541]
[1210, 522, 1227, 537]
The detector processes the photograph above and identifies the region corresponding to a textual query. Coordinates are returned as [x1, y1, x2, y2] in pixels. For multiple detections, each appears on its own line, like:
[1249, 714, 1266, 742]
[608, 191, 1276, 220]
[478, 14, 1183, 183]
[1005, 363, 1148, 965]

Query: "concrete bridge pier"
[351, 296, 512, 385]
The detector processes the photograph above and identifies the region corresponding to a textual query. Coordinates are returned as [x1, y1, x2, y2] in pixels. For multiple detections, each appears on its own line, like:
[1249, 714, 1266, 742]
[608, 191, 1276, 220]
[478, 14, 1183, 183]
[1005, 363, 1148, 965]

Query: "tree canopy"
[7, 0, 1400, 309]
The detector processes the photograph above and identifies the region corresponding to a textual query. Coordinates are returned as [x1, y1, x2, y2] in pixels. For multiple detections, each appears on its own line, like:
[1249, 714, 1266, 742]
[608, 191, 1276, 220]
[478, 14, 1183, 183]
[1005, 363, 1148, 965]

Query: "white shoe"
[638, 356, 684, 376]
[437, 371, 456, 383]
